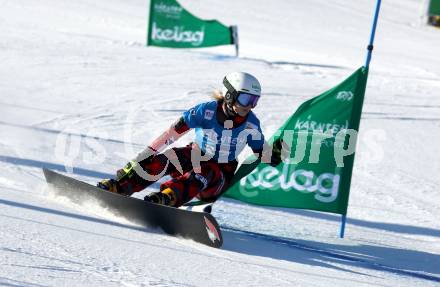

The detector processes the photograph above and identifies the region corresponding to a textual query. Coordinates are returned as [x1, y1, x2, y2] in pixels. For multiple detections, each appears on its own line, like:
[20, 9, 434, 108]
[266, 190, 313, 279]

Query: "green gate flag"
[224, 67, 369, 215]
[147, 0, 235, 48]
[429, 0, 440, 15]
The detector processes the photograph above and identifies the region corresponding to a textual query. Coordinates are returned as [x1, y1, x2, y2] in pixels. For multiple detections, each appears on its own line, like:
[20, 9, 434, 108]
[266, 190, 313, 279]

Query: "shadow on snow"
[221, 227, 440, 283]
[0, 196, 439, 284]
[0, 155, 113, 179]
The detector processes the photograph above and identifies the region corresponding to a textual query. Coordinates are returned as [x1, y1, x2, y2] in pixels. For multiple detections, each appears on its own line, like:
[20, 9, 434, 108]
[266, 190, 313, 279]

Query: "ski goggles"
[223, 76, 260, 108]
[236, 92, 260, 108]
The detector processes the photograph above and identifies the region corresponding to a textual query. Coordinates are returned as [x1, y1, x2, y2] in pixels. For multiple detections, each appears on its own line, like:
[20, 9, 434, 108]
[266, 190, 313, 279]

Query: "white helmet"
[222, 72, 261, 107]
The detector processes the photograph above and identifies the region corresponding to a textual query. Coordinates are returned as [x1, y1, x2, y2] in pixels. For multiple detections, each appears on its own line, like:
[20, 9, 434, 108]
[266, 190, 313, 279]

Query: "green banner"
[429, 0, 440, 15]
[224, 67, 369, 215]
[147, 0, 234, 48]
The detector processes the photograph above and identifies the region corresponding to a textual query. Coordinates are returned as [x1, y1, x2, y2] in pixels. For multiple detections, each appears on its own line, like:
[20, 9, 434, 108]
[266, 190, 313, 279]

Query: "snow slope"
[1, 0, 439, 286]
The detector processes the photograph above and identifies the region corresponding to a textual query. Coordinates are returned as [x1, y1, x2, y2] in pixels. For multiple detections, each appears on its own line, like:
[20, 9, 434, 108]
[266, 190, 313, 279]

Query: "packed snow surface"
[1, 0, 439, 286]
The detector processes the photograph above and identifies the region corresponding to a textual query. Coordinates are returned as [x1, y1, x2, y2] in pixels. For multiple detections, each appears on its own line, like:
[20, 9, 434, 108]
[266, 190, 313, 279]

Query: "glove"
[270, 138, 285, 167]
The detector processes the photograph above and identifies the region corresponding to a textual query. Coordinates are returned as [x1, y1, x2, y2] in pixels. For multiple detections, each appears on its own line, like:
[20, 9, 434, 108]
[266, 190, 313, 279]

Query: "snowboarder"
[97, 72, 282, 207]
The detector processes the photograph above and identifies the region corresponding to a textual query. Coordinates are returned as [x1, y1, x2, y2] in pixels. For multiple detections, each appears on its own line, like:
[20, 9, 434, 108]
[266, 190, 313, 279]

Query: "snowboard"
[42, 168, 223, 248]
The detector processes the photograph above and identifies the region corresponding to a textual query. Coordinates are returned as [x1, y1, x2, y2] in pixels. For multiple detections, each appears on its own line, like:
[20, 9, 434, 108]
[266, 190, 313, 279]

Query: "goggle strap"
[223, 77, 239, 99]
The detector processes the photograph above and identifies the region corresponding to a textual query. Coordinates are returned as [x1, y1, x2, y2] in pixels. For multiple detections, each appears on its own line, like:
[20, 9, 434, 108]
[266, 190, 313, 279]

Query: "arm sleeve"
[173, 116, 191, 134]
[247, 124, 265, 153]
[182, 103, 206, 128]
[253, 138, 284, 167]
[246, 119, 282, 167]
[148, 117, 190, 153]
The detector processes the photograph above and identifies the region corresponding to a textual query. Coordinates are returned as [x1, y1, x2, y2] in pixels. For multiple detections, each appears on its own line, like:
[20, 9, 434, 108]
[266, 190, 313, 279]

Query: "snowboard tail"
[42, 168, 223, 248]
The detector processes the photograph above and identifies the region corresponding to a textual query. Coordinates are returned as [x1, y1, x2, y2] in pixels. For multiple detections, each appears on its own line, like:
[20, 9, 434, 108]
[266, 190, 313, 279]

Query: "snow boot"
[97, 161, 141, 196]
[144, 188, 177, 206]
[97, 178, 119, 193]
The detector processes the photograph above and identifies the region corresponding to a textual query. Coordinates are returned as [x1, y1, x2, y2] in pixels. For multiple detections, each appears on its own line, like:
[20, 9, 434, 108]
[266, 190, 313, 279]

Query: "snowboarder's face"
[233, 102, 253, 117]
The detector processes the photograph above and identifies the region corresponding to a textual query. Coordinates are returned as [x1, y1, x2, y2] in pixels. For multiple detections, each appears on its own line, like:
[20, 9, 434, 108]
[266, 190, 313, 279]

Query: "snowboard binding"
[97, 179, 119, 193]
[144, 188, 177, 206]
